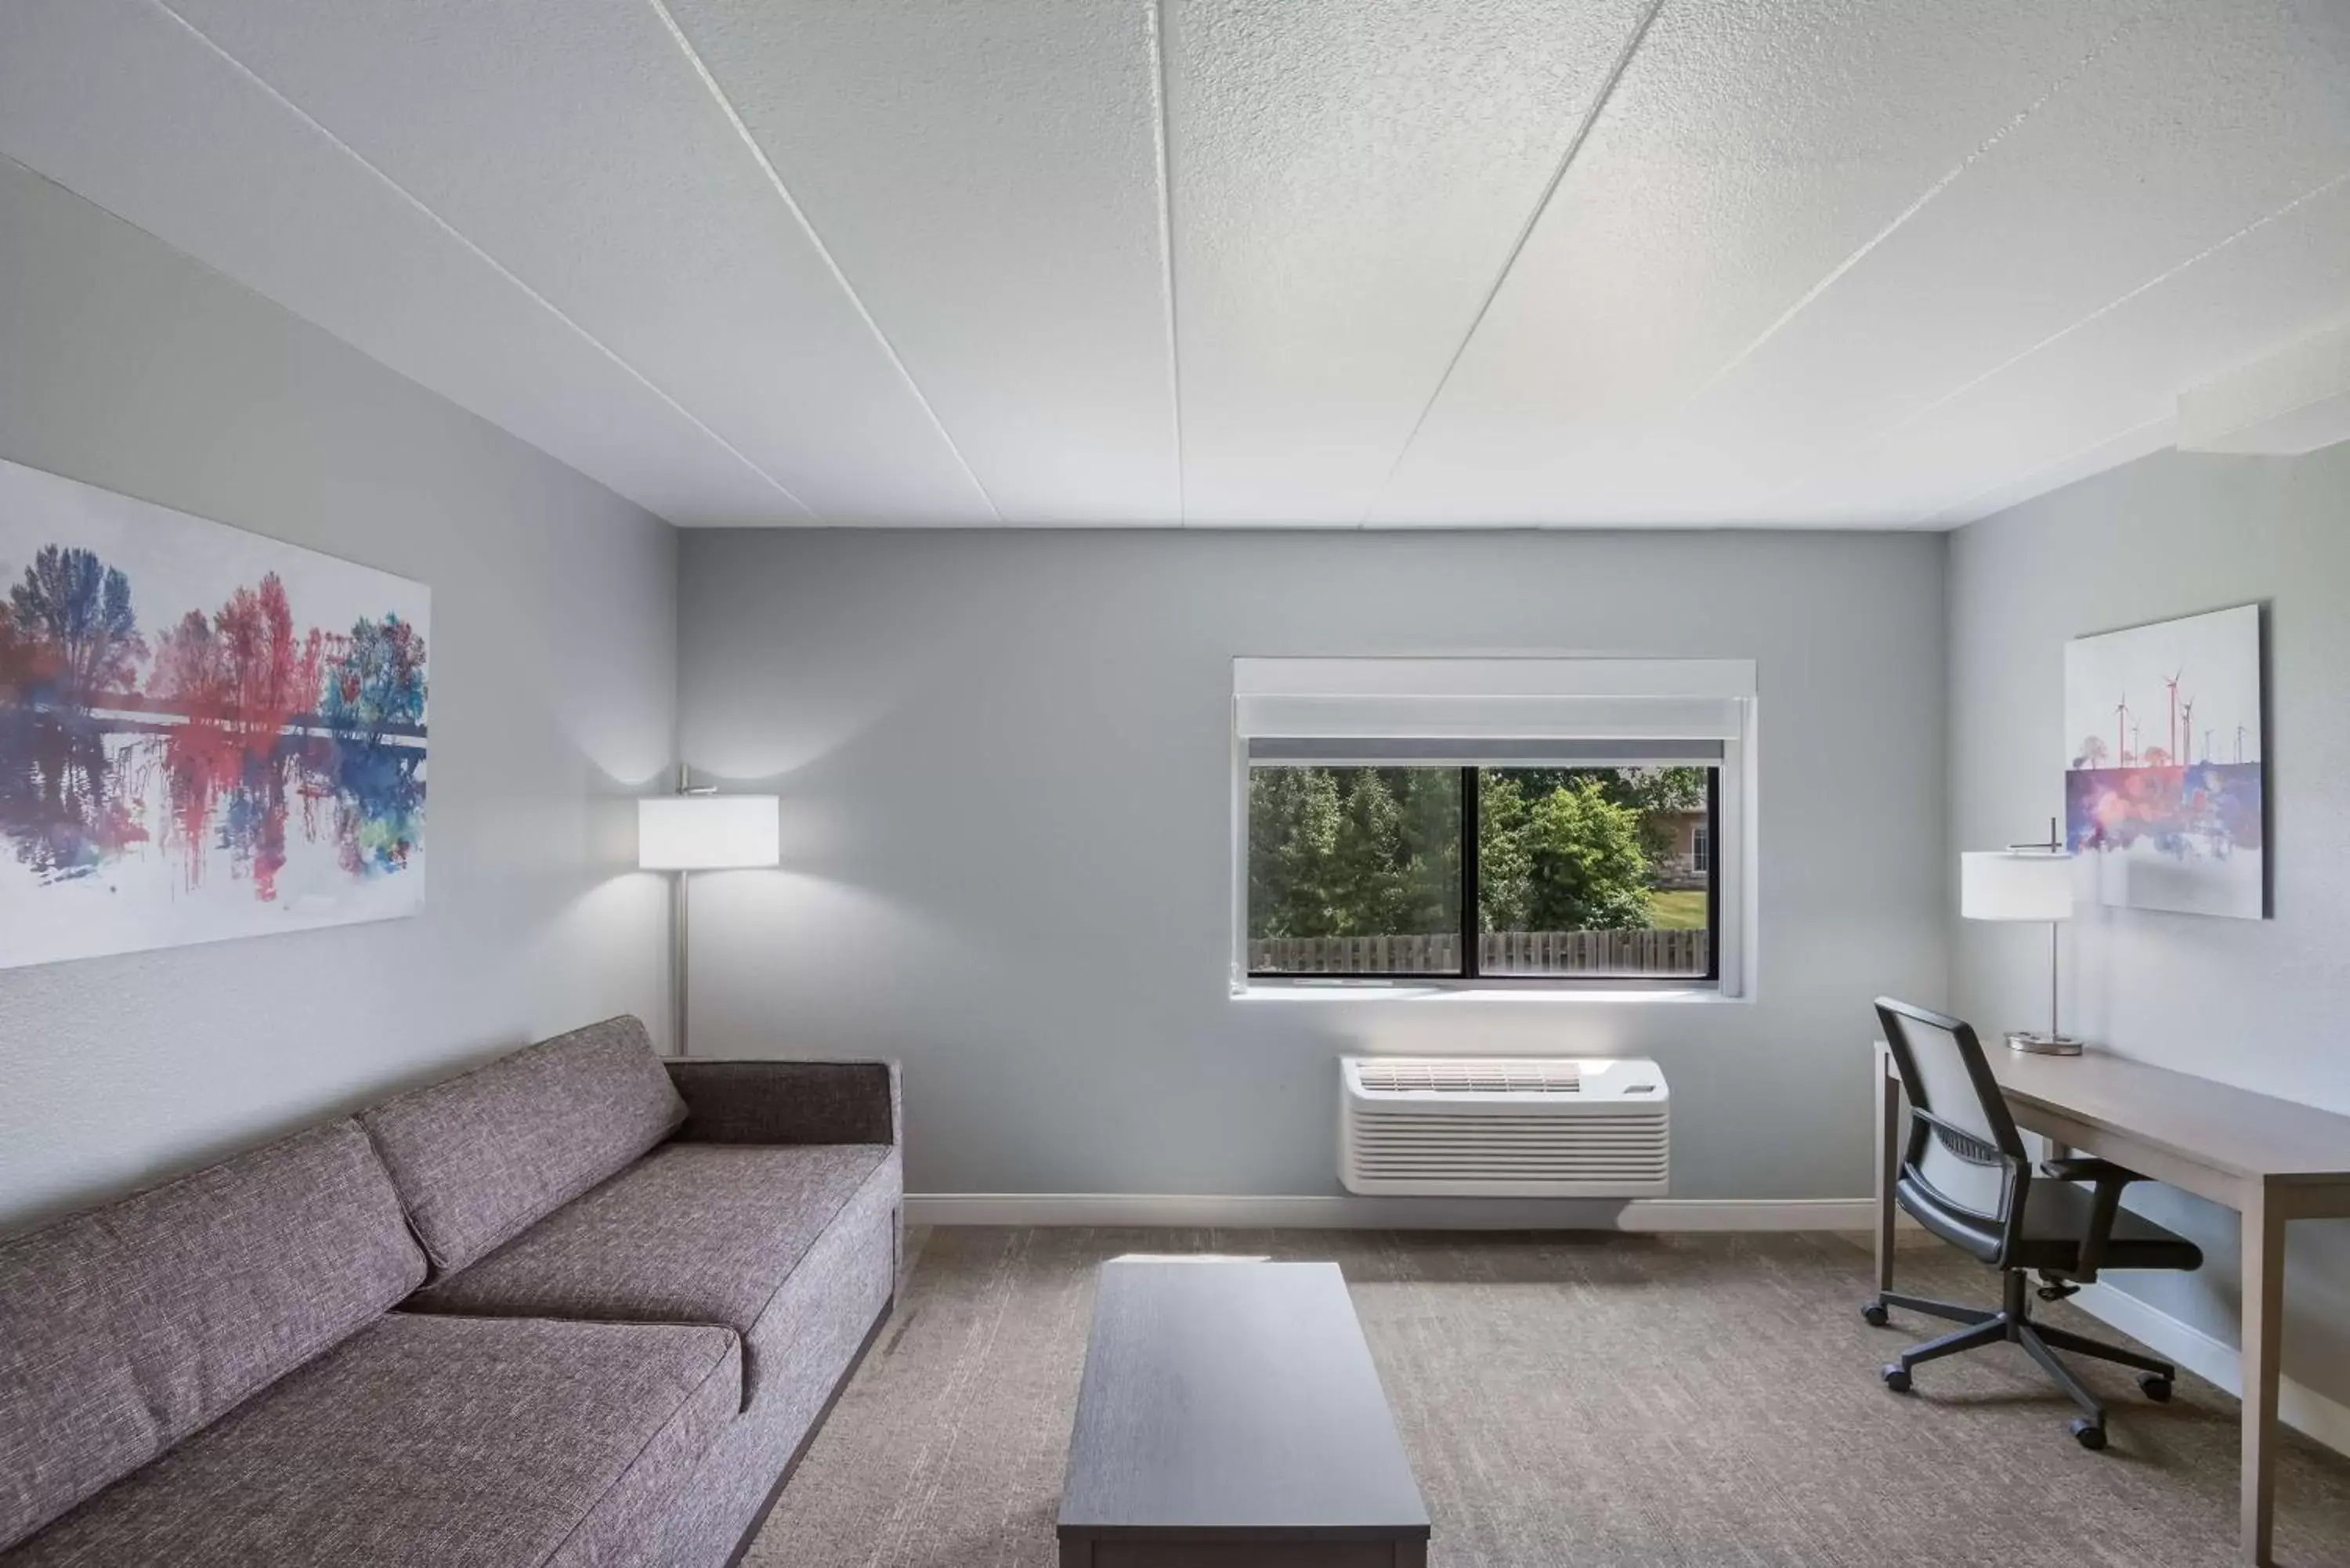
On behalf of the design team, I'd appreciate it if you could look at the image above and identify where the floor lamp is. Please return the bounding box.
[638,773,779,1057]
[1960,821,2080,1056]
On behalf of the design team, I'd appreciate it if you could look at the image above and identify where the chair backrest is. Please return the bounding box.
[1875,997,2027,1228]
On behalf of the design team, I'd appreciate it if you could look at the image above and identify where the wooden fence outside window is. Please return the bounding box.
[1247,928,1708,977]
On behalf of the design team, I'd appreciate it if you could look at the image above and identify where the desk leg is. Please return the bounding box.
[2240,1187,2286,1566]
[1874,1058,1900,1298]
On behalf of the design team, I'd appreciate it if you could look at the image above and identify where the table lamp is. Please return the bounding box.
[1960,821,2079,1056]
[638,770,779,1055]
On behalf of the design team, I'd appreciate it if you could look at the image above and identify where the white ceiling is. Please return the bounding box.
[5,0,2348,528]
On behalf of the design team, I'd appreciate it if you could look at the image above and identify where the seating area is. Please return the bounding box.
[0,1021,900,1566]
[1867,999,2203,1450]
[5,5,2350,1566]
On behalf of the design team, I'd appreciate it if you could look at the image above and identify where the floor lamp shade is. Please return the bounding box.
[638,796,780,870]
[1961,850,2074,923]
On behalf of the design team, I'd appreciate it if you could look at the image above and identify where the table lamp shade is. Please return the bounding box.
[638,796,779,870]
[1961,850,2073,923]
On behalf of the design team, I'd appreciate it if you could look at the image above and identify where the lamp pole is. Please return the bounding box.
[670,762,720,1057]
[2008,816,2070,1050]
[2049,917,2061,1043]
[674,763,691,1057]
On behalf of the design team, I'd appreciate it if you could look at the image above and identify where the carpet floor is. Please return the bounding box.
[748,1227,2350,1567]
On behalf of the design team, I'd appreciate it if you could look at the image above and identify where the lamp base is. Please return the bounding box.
[2006,1031,2084,1057]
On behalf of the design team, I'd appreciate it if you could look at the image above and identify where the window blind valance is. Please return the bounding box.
[1246,735,1724,768]
[1233,658,1755,751]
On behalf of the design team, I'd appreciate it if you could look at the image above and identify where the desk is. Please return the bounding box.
[1873,1042,2350,1566]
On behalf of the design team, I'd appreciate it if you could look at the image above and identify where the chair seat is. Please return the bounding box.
[1897,1172,2205,1275]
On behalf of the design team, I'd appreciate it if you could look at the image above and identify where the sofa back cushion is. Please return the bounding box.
[357,1015,685,1276]
[0,1120,425,1551]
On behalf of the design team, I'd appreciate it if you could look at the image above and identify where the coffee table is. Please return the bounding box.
[1058,1259,1430,1567]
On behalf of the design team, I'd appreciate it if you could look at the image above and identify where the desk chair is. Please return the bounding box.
[1867,997,2204,1449]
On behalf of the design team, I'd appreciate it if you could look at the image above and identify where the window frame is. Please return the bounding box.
[1227,656,1758,1001]
[1241,763,1722,988]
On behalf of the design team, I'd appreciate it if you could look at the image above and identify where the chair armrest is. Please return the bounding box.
[664,1059,901,1147]
[2042,1157,2149,1280]
[1900,1105,2035,1258]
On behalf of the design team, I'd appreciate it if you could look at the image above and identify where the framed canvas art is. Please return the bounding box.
[2063,604,2262,919]
[1,458,427,968]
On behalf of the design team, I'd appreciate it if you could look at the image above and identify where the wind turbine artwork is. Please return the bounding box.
[2064,605,2264,920]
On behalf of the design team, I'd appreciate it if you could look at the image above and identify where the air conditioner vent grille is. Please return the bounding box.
[1352,1059,1582,1095]
[1340,1056,1668,1198]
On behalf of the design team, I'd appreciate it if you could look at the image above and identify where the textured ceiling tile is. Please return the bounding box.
[1164,0,1656,523]
[660,0,1180,525]
[1783,176,2350,524]
[0,0,796,526]
[159,0,995,524]
[1372,0,2151,523]
[1674,0,2350,497]
[8,0,2348,528]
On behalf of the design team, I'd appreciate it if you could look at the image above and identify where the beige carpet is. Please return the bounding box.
[748,1227,2350,1567]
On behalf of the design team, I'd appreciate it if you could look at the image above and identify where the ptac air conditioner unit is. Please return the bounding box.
[1339,1056,1669,1197]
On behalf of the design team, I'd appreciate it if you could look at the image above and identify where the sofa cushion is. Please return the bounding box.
[403,1142,891,1407]
[358,1015,685,1276]
[9,1313,741,1568]
[0,1121,425,1553]
[630,1147,903,1567]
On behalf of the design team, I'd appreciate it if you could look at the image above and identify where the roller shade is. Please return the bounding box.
[1248,736,1724,768]
[1234,658,1754,753]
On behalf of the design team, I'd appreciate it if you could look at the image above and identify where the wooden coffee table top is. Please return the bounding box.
[1058,1259,1430,1541]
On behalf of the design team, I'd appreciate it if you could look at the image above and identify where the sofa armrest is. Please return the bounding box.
[663,1059,901,1147]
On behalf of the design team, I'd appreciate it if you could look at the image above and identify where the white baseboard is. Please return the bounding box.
[2073,1281,2350,1460]
[904,1192,1885,1232]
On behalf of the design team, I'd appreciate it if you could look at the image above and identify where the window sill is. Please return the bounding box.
[1233,981,1741,1004]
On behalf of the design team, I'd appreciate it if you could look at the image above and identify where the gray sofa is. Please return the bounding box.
[0,1017,902,1567]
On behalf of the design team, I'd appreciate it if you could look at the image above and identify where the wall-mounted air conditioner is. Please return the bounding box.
[1339,1056,1669,1198]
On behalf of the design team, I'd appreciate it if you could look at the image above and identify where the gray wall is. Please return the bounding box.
[0,160,679,1232]
[678,527,1947,1202]
[1949,443,2350,1407]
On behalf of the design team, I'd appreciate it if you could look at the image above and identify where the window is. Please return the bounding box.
[1232,656,1754,994]
[1246,764,1719,983]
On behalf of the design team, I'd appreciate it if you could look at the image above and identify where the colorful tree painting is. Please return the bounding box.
[145,574,331,899]
[0,546,150,880]
[8,545,146,708]
[1,457,429,969]
[321,614,426,879]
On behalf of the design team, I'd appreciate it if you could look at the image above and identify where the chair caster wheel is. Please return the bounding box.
[1882,1364,1911,1393]
[2140,1374,2174,1404]
[1862,1302,1889,1328]
[2070,1418,2108,1451]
